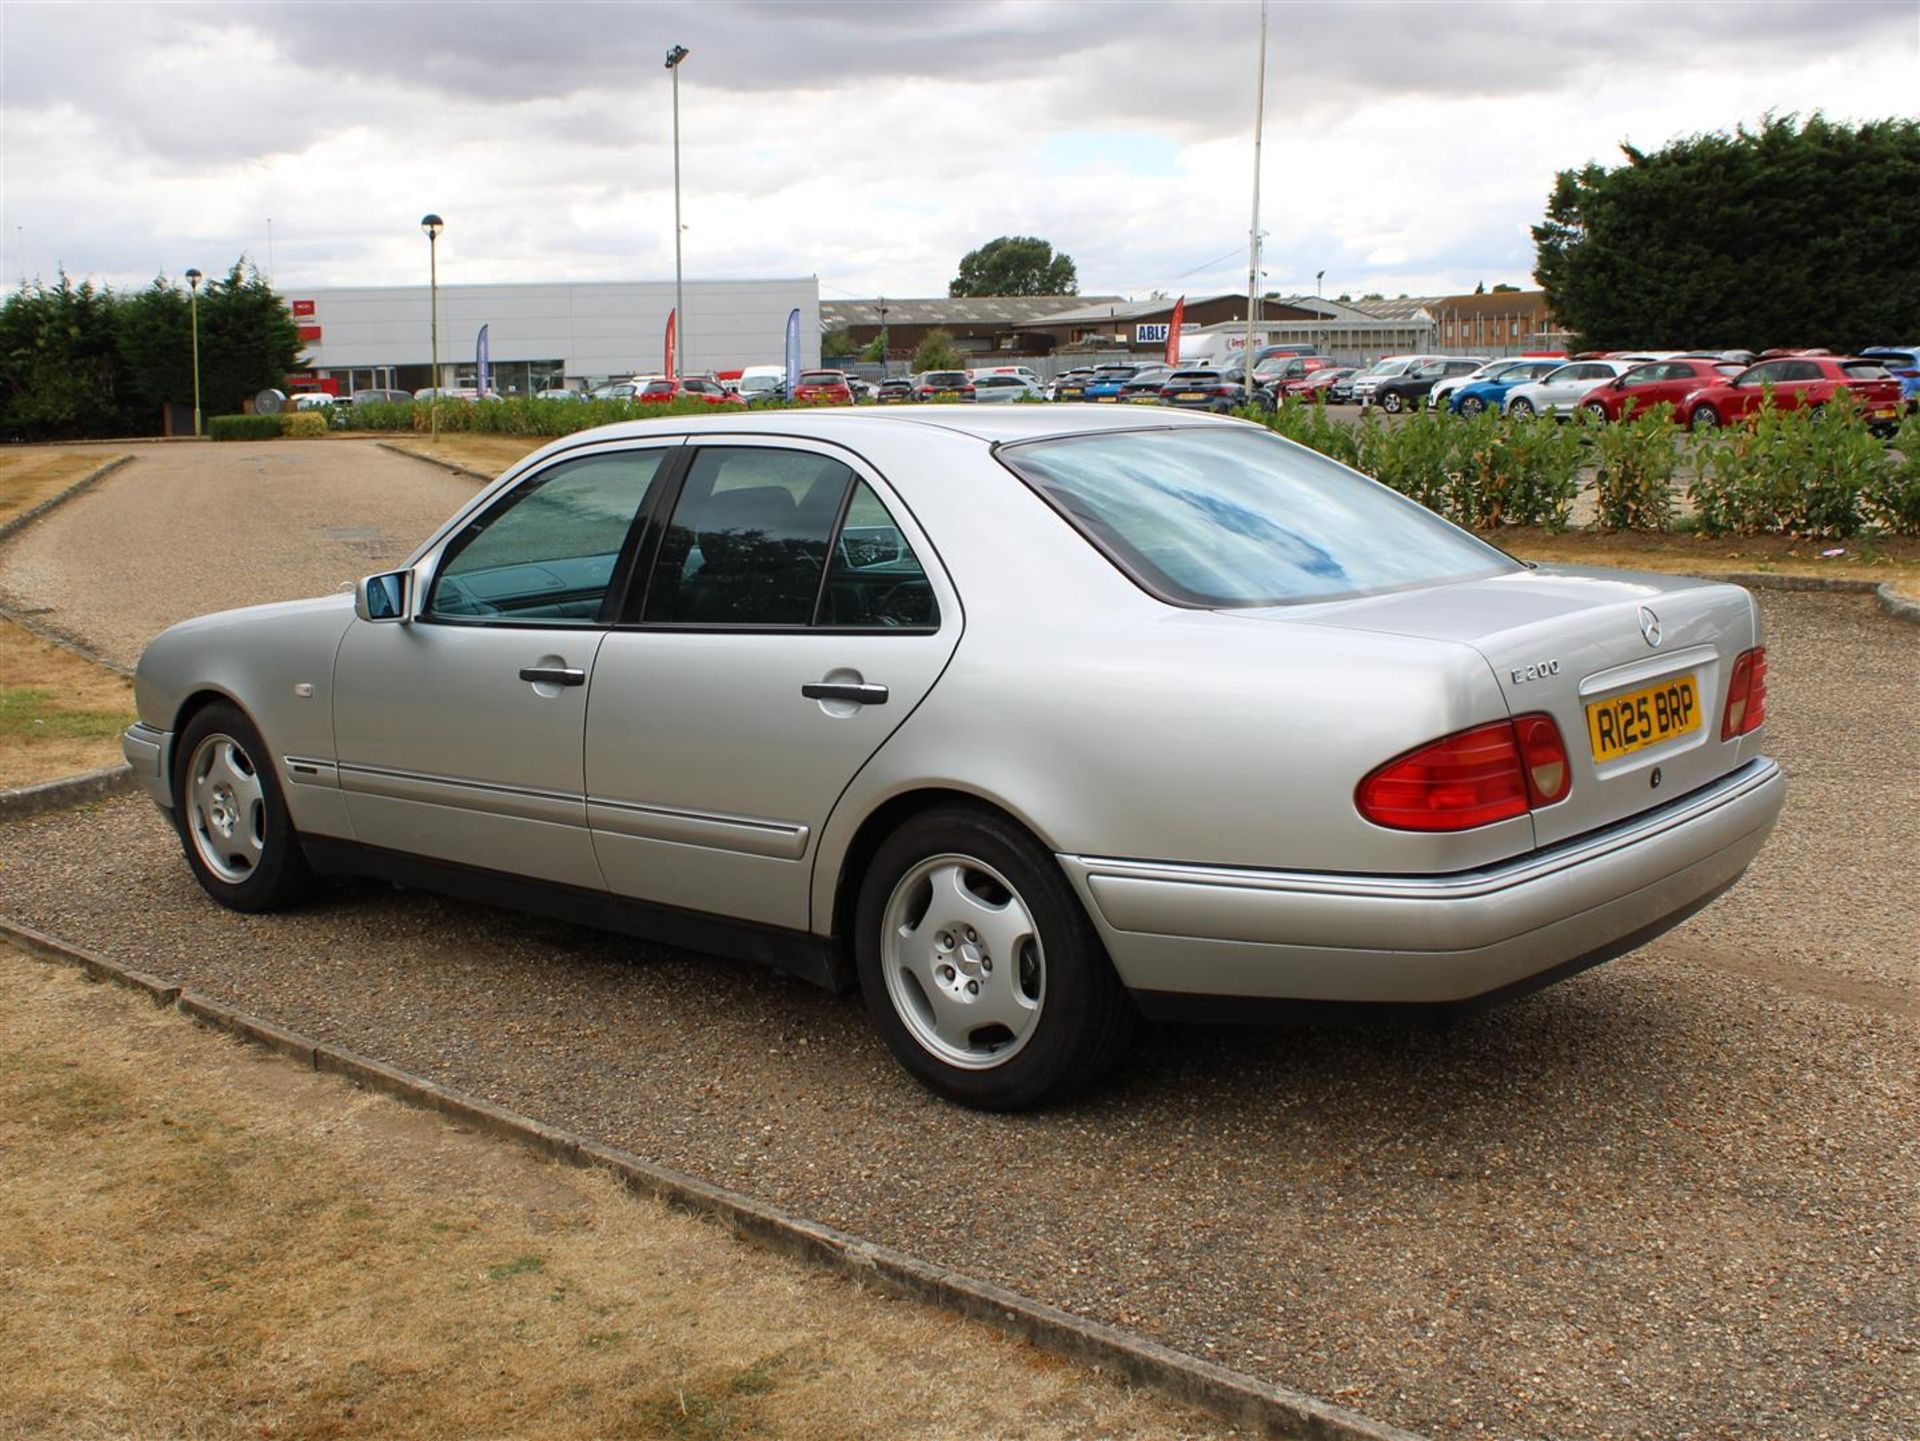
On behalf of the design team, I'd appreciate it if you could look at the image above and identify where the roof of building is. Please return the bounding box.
[1429,290,1553,316]
[1340,295,1445,321]
[819,295,1121,330]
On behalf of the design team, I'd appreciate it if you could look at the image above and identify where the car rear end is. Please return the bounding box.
[979,424,1782,1014]
[1861,349,1920,409]
[1158,368,1247,411]
[1082,367,1141,403]
[1836,359,1908,428]
[916,371,975,402]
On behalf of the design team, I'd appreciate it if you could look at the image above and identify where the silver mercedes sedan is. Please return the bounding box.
[122,407,1783,1109]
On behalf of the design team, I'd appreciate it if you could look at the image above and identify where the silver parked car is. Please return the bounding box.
[123,408,1783,1109]
[1503,359,1640,417]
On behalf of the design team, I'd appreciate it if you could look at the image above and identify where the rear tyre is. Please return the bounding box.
[855,806,1136,1111]
[1688,405,1721,432]
[1582,401,1610,421]
[1508,397,1536,418]
[172,701,316,912]
[1459,395,1486,417]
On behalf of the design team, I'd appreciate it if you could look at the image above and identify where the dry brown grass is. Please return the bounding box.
[0,948,1227,1441]
[1501,526,1920,583]
[0,449,122,527]
[0,616,133,787]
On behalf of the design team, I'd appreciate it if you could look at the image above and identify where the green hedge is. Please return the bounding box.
[209,414,285,441]
[338,394,817,439]
[1251,398,1920,537]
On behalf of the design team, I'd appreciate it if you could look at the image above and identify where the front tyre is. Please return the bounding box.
[855,806,1135,1110]
[172,701,316,912]
[1688,405,1721,432]
[1381,391,1404,414]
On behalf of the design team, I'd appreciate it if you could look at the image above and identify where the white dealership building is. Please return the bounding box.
[286,277,821,395]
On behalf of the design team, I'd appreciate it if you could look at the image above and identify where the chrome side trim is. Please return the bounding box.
[337,761,582,826]
[1067,758,1780,905]
[283,755,340,788]
[586,796,810,860]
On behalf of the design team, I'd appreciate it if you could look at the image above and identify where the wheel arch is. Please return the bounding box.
[823,785,1067,987]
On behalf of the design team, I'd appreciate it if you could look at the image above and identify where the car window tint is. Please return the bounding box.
[817,482,941,630]
[427,451,665,624]
[1003,427,1519,608]
[640,447,853,626]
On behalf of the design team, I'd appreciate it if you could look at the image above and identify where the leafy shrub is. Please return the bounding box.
[342,400,414,431]
[209,414,284,441]
[1589,405,1680,531]
[1686,394,1883,536]
[1861,408,1920,534]
[284,411,327,438]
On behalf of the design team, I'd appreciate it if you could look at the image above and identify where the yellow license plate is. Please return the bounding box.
[1094,395,1117,402]
[1585,676,1700,762]
[1177,391,1205,400]
[1127,395,1158,403]
[1874,406,1897,417]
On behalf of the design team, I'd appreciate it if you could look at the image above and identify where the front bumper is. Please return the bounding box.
[122,722,174,809]
[1060,757,1784,1012]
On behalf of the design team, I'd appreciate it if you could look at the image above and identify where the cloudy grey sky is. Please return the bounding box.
[3,0,1914,302]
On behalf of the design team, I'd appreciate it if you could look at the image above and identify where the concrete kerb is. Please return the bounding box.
[0,454,134,545]
[374,439,495,484]
[1875,581,1920,626]
[0,763,140,821]
[1,911,1427,1441]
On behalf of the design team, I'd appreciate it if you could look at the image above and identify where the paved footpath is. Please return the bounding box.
[0,439,480,667]
[1,439,1915,1440]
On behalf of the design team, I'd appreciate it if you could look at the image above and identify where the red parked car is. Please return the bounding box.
[635,376,743,407]
[1277,366,1357,402]
[1681,357,1906,433]
[1577,359,1744,422]
[792,369,855,405]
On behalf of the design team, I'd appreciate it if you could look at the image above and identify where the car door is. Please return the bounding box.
[331,441,677,887]
[1725,361,1785,420]
[584,439,961,930]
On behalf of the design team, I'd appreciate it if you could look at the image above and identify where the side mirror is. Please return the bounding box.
[356,569,414,623]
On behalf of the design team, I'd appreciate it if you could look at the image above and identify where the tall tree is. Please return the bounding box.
[0,274,132,440]
[196,261,306,415]
[949,237,1078,298]
[115,276,195,413]
[1533,114,1920,352]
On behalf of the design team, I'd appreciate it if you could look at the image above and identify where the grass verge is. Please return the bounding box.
[0,450,124,528]
[0,947,1223,1440]
[0,616,133,787]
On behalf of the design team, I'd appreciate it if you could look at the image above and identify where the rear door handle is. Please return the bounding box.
[802,681,888,706]
[519,666,586,687]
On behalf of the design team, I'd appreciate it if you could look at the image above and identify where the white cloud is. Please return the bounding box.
[3,0,1914,300]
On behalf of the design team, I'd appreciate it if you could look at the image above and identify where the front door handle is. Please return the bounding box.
[519,666,586,687]
[802,681,888,706]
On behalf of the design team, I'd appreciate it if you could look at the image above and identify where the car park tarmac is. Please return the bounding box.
[1,441,1915,1440]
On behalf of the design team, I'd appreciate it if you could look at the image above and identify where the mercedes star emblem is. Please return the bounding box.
[1638,606,1663,648]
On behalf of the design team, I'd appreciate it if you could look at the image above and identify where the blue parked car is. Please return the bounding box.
[1861,348,1920,408]
[1081,365,1151,403]
[1447,357,1566,416]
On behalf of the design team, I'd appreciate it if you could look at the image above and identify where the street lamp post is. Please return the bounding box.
[184,268,203,438]
[665,45,690,376]
[876,297,889,379]
[420,214,443,444]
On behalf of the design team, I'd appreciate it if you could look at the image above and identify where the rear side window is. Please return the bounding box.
[1001,427,1519,608]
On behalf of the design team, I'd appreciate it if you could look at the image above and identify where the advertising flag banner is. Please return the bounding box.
[664,309,678,378]
[475,324,490,395]
[784,308,801,394]
[1166,296,1185,365]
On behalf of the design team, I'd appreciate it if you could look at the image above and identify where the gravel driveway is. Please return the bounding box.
[1,442,1914,1440]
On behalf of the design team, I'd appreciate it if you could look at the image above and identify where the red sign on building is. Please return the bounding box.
[291,299,316,317]
[297,325,323,342]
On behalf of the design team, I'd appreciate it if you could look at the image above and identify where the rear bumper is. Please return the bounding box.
[1060,757,1784,1010]
[121,722,174,809]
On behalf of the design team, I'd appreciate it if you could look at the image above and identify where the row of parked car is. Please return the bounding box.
[1344,348,1915,432]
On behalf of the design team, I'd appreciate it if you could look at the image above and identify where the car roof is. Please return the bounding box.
[508,403,1230,459]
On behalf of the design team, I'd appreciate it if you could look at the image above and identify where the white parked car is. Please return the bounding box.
[971,374,1045,403]
[292,393,337,410]
[122,408,1780,1109]
[1503,360,1639,417]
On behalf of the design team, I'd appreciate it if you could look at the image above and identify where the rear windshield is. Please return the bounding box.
[798,372,843,385]
[923,372,969,386]
[1000,427,1518,608]
[1841,362,1892,379]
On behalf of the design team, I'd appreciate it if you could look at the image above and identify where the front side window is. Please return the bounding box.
[1001,427,1518,608]
[427,451,665,624]
[640,448,853,626]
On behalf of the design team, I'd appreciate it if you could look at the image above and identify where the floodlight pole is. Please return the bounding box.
[421,214,443,443]
[1245,0,1268,400]
[666,45,690,374]
[185,268,203,437]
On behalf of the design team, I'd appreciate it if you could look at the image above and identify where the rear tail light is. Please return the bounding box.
[1356,714,1570,831]
[962,385,976,396]
[1721,647,1767,739]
